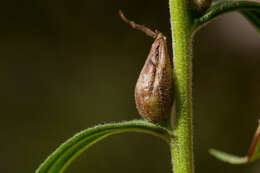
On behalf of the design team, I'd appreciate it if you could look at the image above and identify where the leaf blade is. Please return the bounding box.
[240,10,260,33]
[36,120,171,173]
[209,149,248,164]
[210,120,260,164]
[193,0,260,32]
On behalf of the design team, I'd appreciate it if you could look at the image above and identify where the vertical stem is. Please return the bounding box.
[169,0,194,173]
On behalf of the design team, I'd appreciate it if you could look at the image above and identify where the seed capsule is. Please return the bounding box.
[135,32,173,123]
[119,10,173,123]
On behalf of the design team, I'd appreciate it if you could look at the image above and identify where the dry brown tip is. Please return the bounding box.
[119,9,156,38]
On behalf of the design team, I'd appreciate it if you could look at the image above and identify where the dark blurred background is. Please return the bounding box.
[1,0,260,172]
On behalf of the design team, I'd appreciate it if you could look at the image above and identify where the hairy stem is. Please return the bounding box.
[169,0,194,173]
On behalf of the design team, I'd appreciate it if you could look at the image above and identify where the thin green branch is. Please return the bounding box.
[169,0,194,173]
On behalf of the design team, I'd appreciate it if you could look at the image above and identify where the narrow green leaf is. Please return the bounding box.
[209,149,248,164]
[240,10,260,33]
[193,0,260,32]
[210,120,260,164]
[36,120,171,173]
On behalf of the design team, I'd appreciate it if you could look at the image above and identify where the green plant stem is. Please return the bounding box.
[169,0,194,173]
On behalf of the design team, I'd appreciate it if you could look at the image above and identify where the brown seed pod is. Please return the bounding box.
[135,33,173,123]
[119,10,173,123]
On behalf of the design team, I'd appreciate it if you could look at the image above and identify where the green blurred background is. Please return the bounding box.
[1,0,260,172]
